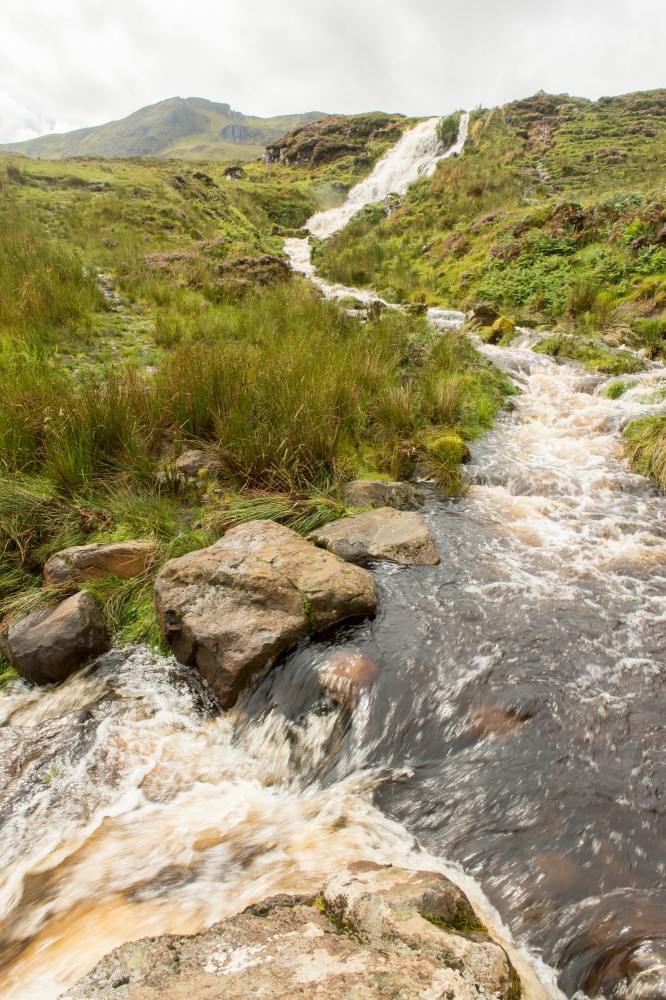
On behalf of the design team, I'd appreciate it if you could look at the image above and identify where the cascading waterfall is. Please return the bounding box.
[1,113,665,1000]
[307,113,469,238]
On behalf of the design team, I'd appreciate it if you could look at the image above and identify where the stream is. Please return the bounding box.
[0,115,665,1000]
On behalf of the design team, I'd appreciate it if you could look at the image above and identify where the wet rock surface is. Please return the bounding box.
[318,651,381,710]
[342,478,423,511]
[154,520,378,708]
[310,507,440,566]
[60,864,520,1000]
[43,541,154,586]
[0,591,110,685]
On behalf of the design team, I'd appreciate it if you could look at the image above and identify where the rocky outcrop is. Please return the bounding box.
[154,520,378,708]
[1,591,110,685]
[342,478,422,511]
[43,541,154,586]
[310,508,440,566]
[60,863,522,1000]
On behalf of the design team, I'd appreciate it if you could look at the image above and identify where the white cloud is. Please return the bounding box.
[0,0,664,143]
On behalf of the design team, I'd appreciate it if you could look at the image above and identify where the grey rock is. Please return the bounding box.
[310,507,440,566]
[60,864,523,1000]
[342,478,422,511]
[174,449,221,478]
[1,591,110,686]
[154,520,378,708]
[43,541,154,586]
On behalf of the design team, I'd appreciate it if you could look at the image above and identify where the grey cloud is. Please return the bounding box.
[0,0,664,143]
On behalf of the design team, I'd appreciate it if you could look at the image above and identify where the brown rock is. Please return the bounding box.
[318,651,380,709]
[1,591,110,686]
[154,520,378,708]
[342,479,422,511]
[61,864,525,1000]
[310,507,440,566]
[43,541,154,586]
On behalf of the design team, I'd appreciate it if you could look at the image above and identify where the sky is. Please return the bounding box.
[0,0,665,143]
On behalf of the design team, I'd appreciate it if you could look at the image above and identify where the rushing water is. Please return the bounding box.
[1,115,665,1000]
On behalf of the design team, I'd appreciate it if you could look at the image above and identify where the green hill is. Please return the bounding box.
[0,97,326,161]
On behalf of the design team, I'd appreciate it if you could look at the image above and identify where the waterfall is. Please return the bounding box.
[306,112,470,239]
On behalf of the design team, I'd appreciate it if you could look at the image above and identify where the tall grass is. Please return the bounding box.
[0,283,511,493]
[0,209,99,348]
[623,415,666,490]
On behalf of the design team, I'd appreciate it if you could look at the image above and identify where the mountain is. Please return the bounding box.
[0,97,326,161]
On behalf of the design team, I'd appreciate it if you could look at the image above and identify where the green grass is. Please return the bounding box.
[623,415,666,489]
[531,335,647,375]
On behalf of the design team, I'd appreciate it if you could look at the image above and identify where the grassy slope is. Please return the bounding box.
[313,91,666,491]
[0,98,326,162]
[316,91,666,348]
[0,116,511,656]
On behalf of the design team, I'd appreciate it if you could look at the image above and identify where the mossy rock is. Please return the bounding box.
[421,430,471,465]
[486,316,516,345]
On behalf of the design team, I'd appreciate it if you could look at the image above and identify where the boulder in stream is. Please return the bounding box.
[43,541,155,586]
[60,863,522,1000]
[0,591,111,685]
[154,520,378,708]
[310,507,440,566]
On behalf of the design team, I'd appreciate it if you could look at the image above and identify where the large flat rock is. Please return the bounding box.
[310,507,440,566]
[154,520,378,708]
[342,478,422,510]
[43,541,154,586]
[60,864,521,1000]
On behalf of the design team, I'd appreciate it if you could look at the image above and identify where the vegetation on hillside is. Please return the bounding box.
[315,90,666,358]
[0,149,512,651]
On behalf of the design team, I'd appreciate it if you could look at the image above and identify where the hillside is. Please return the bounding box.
[0,97,326,161]
[315,89,666,359]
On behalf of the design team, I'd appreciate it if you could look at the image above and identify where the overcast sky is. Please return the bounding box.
[1,0,664,143]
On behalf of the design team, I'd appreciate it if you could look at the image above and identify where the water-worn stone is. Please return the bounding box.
[60,864,525,1000]
[174,449,221,478]
[310,507,440,566]
[342,478,422,511]
[43,541,154,586]
[154,520,378,708]
[318,651,380,709]
[1,591,110,686]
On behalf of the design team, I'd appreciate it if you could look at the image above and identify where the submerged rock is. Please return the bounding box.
[154,520,377,708]
[43,541,154,586]
[310,507,440,566]
[1,591,110,685]
[318,651,380,709]
[342,478,422,511]
[60,863,521,1000]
